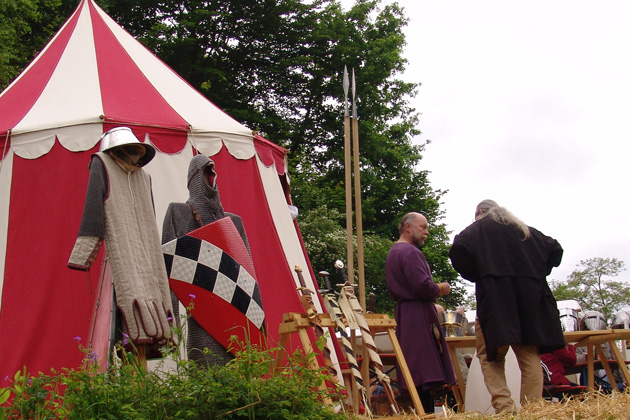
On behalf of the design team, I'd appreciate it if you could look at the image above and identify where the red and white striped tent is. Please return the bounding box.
[0,0,334,379]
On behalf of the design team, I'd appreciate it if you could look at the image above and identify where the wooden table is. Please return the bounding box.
[563,329,630,390]
[444,335,476,410]
[444,329,630,411]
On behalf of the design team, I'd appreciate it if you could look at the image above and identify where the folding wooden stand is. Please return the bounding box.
[275,312,427,417]
[564,329,630,390]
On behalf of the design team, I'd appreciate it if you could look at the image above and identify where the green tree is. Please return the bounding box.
[0,0,75,90]
[298,205,395,314]
[550,257,629,322]
[299,205,463,314]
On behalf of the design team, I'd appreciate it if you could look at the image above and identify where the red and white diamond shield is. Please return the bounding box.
[163,217,266,352]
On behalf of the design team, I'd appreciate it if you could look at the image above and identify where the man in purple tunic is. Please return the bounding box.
[385,212,456,413]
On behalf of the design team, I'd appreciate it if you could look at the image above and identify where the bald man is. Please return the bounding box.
[385,212,455,413]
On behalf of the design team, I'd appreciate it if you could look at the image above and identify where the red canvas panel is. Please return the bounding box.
[88,1,188,131]
[254,135,286,175]
[169,281,266,352]
[0,141,104,380]
[102,123,188,155]
[211,148,304,346]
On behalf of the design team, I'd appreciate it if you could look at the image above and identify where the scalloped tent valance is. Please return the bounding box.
[0,0,286,175]
[1,124,286,176]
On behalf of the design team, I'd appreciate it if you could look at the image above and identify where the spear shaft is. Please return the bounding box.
[342,66,355,288]
[351,68,366,310]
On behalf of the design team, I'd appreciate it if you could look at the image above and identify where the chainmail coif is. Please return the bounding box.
[186,154,226,224]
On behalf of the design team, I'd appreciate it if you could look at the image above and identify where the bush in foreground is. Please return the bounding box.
[0,336,354,420]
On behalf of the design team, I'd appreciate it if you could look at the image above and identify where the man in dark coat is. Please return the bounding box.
[385,212,456,414]
[449,199,565,414]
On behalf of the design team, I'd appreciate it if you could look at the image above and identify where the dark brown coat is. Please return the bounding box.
[449,218,565,361]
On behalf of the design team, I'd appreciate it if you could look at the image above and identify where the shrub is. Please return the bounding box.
[0,328,354,419]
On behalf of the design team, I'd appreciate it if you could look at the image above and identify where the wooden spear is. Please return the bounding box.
[343,66,355,285]
[351,68,366,310]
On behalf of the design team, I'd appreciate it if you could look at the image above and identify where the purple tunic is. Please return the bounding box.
[385,242,455,391]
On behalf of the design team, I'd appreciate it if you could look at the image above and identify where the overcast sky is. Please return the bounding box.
[374,0,630,283]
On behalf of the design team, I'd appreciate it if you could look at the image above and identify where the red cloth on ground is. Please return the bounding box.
[541,345,577,385]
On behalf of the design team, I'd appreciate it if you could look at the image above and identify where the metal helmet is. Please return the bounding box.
[611,309,630,329]
[581,310,607,331]
[558,308,579,332]
[99,126,156,166]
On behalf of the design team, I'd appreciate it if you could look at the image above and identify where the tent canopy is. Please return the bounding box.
[0,0,333,380]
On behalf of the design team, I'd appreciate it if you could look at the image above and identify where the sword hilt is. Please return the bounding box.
[334,259,349,283]
[318,270,333,292]
[294,264,310,292]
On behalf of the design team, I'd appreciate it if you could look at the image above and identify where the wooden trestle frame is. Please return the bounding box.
[275,312,426,417]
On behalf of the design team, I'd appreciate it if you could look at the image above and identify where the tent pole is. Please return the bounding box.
[343,67,354,282]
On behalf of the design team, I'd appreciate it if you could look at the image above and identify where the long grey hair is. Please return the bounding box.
[474,199,530,240]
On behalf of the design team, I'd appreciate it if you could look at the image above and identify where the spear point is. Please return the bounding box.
[352,68,358,119]
[343,66,349,117]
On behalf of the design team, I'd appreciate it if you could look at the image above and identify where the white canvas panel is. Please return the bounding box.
[255,154,343,384]
[256,155,320,310]
[189,133,255,161]
[12,122,99,159]
[0,151,13,314]
[12,2,103,144]
[144,142,194,237]
[465,349,522,414]
[56,124,102,152]
[9,132,56,159]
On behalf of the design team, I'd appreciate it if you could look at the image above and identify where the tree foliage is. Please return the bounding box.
[299,205,461,314]
[298,205,396,314]
[550,257,629,322]
[0,0,75,90]
[1,0,465,307]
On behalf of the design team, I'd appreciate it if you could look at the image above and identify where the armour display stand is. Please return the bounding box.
[275,312,426,417]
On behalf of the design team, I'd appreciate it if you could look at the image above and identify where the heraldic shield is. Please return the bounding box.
[162,217,266,352]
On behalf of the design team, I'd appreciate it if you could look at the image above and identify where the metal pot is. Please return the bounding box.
[439,310,468,337]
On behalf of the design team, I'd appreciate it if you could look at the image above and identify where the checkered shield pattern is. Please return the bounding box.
[163,235,265,330]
